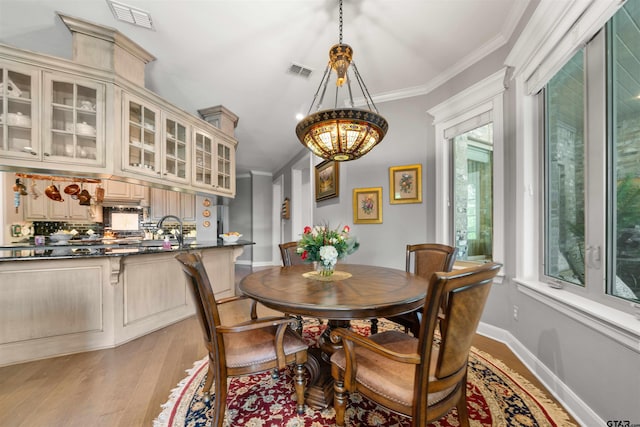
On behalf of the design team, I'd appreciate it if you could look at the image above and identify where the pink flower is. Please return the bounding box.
[301,251,308,260]
[303,226,312,234]
[343,225,350,233]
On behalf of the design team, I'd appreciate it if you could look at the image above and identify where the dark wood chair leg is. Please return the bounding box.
[333,378,347,426]
[370,318,378,334]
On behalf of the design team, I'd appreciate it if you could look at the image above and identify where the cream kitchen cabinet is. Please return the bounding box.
[122,95,190,185]
[1,17,237,199]
[24,180,94,222]
[43,72,105,166]
[192,128,235,196]
[123,93,160,178]
[0,62,39,160]
[149,187,195,222]
[102,179,148,204]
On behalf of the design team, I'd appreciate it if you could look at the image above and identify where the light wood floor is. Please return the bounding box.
[0,266,578,427]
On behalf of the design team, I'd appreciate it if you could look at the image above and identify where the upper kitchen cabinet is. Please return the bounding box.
[123,94,160,177]
[192,129,236,196]
[0,63,39,160]
[162,115,189,184]
[0,14,238,199]
[102,179,148,205]
[122,96,190,185]
[43,72,105,166]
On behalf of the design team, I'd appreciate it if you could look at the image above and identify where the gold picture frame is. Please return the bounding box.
[389,163,422,204]
[315,160,339,202]
[353,187,383,224]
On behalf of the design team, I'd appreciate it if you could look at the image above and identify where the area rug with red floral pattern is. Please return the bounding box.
[154,319,576,427]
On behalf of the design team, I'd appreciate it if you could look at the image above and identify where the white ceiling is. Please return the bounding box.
[0,0,531,174]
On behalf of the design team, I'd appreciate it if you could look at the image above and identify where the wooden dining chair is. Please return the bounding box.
[278,241,307,330]
[380,243,457,336]
[175,253,308,427]
[279,241,305,266]
[330,262,502,427]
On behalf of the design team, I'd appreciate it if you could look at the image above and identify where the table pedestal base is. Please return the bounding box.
[304,348,334,409]
[304,319,350,409]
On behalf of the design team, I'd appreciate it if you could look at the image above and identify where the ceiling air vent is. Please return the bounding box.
[288,63,313,78]
[107,0,154,30]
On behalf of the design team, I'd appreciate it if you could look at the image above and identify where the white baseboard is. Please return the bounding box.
[477,322,601,427]
[252,261,277,267]
[235,260,252,266]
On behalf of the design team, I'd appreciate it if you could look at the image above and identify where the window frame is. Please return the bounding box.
[429,68,506,272]
[509,0,640,347]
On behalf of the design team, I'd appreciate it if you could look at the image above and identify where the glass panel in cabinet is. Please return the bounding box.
[129,145,142,166]
[143,150,156,172]
[129,101,142,125]
[77,86,96,112]
[77,136,97,160]
[52,133,73,156]
[52,81,74,106]
[143,109,155,132]
[166,137,176,157]
[143,128,155,148]
[129,123,142,145]
[166,158,176,174]
[52,106,73,132]
[6,70,32,99]
[8,127,31,152]
[177,123,186,141]
[177,160,186,179]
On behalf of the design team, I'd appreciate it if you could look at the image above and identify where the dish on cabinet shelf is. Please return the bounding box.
[76,122,96,136]
[6,112,31,127]
[78,101,95,111]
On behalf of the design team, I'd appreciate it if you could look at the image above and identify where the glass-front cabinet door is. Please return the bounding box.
[163,115,189,183]
[0,64,38,159]
[193,128,214,188]
[44,73,104,165]
[192,127,235,195]
[124,94,159,176]
[216,139,234,193]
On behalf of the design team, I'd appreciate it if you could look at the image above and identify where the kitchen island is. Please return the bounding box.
[0,240,252,367]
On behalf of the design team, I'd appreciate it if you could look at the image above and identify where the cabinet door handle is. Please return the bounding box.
[43,152,50,157]
[29,150,38,156]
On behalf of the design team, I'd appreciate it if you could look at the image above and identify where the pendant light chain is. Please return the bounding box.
[339,0,343,44]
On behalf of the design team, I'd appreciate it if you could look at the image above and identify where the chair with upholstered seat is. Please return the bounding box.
[279,241,305,266]
[175,253,308,427]
[381,243,457,336]
[330,262,501,427]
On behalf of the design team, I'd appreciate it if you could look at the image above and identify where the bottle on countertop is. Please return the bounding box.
[162,236,171,249]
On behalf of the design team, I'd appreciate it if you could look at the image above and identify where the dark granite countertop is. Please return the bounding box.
[0,240,254,261]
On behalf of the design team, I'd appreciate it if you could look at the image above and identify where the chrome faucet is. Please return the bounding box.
[157,215,183,247]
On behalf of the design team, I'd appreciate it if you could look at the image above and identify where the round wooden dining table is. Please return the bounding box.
[239,263,429,408]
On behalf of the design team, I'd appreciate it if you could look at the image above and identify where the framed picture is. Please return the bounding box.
[315,160,339,201]
[353,187,383,224]
[389,164,422,204]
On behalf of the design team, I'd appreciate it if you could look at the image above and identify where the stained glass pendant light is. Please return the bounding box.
[295,0,388,161]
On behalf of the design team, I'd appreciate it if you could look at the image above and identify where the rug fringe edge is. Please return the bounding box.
[471,346,578,427]
[152,356,208,427]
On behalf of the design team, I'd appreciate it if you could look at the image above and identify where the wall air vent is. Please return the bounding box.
[107,0,154,30]
[288,63,313,78]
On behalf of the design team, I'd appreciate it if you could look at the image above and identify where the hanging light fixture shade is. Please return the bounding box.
[295,0,388,161]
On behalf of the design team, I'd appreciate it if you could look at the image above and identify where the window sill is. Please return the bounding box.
[514,278,640,353]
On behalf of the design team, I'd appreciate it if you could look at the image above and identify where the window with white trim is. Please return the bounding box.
[429,69,505,265]
[543,1,640,304]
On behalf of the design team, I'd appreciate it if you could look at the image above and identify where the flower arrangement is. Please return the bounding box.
[297,224,359,276]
